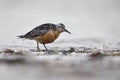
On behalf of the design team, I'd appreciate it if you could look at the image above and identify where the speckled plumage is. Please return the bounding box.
[20,23,58,39]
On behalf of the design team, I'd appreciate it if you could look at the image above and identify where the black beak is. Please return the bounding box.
[64,29,71,34]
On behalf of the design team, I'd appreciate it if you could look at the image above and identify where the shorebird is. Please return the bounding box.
[18,23,71,52]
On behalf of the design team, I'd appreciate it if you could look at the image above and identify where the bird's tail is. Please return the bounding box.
[17,35,25,38]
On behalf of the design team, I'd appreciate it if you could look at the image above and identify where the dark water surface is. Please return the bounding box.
[0,53,120,80]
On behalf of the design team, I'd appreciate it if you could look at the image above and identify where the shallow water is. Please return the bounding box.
[0,45,120,80]
[0,55,120,80]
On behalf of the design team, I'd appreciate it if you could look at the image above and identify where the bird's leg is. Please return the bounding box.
[43,44,48,51]
[37,41,40,52]
[43,44,50,54]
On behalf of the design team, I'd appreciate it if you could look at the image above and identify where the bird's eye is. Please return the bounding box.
[60,27,64,29]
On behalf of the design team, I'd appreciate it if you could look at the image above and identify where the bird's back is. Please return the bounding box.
[18,23,57,39]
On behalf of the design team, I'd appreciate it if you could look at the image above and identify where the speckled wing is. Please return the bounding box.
[21,23,57,39]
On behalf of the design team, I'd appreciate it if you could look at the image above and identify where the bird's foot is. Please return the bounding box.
[46,50,54,54]
[36,47,40,52]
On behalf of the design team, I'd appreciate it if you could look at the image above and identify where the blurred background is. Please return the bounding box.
[0,1,120,80]
[0,0,120,47]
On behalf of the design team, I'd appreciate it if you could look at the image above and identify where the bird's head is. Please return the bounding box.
[57,23,71,34]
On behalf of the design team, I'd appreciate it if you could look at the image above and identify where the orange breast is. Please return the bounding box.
[35,30,60,44]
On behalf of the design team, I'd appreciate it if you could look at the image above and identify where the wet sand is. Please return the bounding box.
[0,44,120,80]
